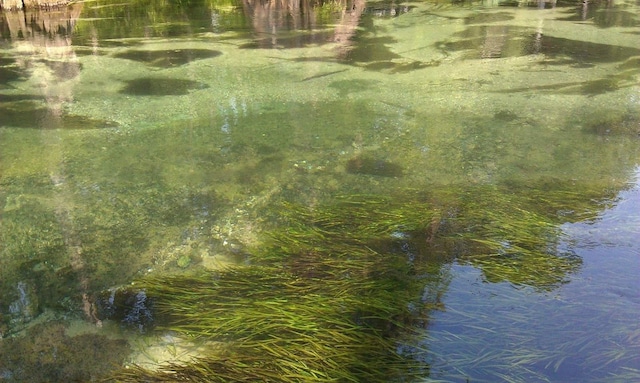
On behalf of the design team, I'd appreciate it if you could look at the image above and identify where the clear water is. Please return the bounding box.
[1,0,639,381]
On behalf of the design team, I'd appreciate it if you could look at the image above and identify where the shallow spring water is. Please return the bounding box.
[1,0,639,381]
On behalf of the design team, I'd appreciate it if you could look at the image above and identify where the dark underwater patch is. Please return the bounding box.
[239,31,335,49]
[493,70,638,96]
[438,26,640,64]
[531,35,640,63]
[0,56,15,66]
[491,78,605,95]
[344,36,401,63]
[0,66,22,87]
[113,49,221,68]
[72,47,103,57]
[346,155,404,177]
[94,287,155,331]
[42,59,82,81]
[586,114,640,136]
[120,77,209,96]
[0,104,118,129]
[465,12,515,24]
[0,94,43,103]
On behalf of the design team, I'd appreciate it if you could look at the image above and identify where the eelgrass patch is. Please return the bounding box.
[105,182,615,381]
[106,266,429,382]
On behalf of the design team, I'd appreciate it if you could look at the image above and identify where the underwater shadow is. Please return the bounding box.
[120,77,209,96]
[0,104,119,129]
[113,49,222,68]
[438,26,640,64]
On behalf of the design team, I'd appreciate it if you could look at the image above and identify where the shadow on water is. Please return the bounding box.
[439,26,640,64]
[338,11,438,72]
[464,11,515,24]
[113,49,222,68]
[0,104,118,129]
[238,31,337,49]
[0,66,22,88]
[494,62,640,96]
[119,77,210,96]
[557,0,640,28]
[0,94,42,103]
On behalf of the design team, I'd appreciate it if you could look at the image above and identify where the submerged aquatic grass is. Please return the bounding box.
[107,267,428,382]
[103,181,617,382]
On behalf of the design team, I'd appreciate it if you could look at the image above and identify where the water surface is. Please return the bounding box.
[1,0,639,381]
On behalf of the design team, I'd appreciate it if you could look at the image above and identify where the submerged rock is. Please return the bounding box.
[7,281,39,327]
[94,287,154,332]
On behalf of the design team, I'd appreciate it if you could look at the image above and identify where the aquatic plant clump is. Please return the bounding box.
[259,187,590,291]
[107,267,428,382]
[451,186,596,290]
[106,183,610,381]
[105,196,446,381]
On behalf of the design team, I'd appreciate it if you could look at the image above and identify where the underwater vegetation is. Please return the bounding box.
[103,181,610,381]
[104,197,435,381]
[0,166,228,336]
[263,184,602,292]
[0,320,130,382]
[108,267,428,382]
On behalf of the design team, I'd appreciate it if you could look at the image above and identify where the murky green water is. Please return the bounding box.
[1,0,639,381]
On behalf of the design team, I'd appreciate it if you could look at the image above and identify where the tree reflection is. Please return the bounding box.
[1,0,639,381]
[1,5,83,120]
